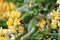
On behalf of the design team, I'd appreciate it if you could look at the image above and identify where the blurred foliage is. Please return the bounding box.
[0,18,8,28]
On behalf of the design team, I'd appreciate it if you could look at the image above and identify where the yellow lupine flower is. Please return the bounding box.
[38,20,46,28]
[8,26,16,33]
[7,17,13,26]
[18,26,24,33]
[51,20,57,29]
[14,20,20,26]
[10,10,21,17]
[51,10,59,17]
[9,2,16,10]
[10,10,21,18]
[15,11,21,17]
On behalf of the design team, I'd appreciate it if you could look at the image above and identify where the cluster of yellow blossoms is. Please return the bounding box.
[0,0,24,40]
[38,6,60,40]
[0,10,25,40]
[0,37,9,40]
[7,10,24,33]
[38,7,60,32]
[0,27,9,40]
[0,0,17,40]
[0,0,16,19]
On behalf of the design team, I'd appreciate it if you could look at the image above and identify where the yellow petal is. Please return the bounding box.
[7,18,13,26]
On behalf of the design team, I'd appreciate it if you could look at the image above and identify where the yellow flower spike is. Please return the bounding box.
[7,17,13,26]
[51,20,57,29]
[18,26,24,33]
[10,10,21,18]
[9,2,16,10]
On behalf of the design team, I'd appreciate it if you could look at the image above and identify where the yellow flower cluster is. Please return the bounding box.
[0,0,16,19]
[38,8,60,30]
[7,10,21,27]
[51,10,59,20]
[0,29,8,35]
[0,10,24,40]
[0,29,16,40]
[0,27,9,40]
[7,10,24,33]
[50,10,58,29]
[0,0,25,40]
[0,37,9,40]
[51,20,57,29]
